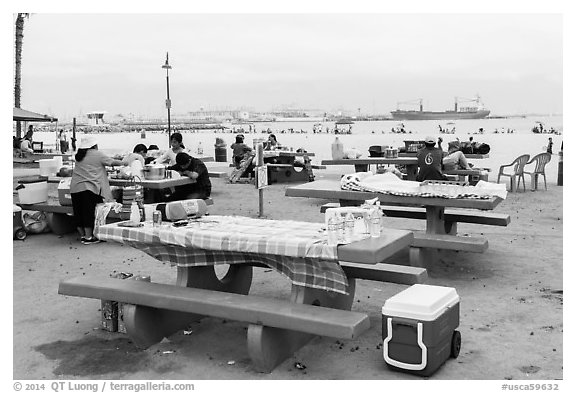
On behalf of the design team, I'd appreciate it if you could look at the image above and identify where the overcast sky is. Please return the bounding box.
[16,12,563,119]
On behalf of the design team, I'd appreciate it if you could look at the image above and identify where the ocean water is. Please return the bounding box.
[31,115,563,180]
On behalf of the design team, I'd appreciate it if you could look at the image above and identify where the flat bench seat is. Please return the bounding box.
[340,262,427,285]
[320,203,510,227]
[58,276,370,340]
[412,232,488,252]
[208,171,228,178]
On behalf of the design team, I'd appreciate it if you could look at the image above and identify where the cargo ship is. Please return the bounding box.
[390,96,490,120]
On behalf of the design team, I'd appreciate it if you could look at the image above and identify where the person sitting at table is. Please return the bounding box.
[416,136,447,182]
[19,135,34,155]
[70,135,124,245]
[166,152,212,200]
[122,143,148,166]
[145,144,161,164]
[264,134,279,150]
[442,140,473,171]
[153,132,186,166]
[230,135,253,169]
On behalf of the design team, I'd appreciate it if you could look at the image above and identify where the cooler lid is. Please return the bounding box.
[382,284,459,321]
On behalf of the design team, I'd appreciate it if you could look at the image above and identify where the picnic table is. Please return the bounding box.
[322,156,490,183]
[322,157,420,180]
[58,215,423,373]
[285,179,507,267]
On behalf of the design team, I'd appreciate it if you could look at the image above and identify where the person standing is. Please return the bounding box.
[416,136,446,181]
[58,129,68,153]
[230,135,253,169]
[70,135,123,244]
[547,137,553,154]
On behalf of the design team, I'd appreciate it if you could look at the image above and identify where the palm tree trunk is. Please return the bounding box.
[14,13,26,139]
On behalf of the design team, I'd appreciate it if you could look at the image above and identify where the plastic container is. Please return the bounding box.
[382,284,461,376]
[368,145,385,157]
[214,138,227,162]
[39,158,58,177]
[331,137,344,160]
[16,178,48,204]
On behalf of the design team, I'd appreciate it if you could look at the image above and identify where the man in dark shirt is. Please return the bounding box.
[416,136,447,182]
[167,152,212,200]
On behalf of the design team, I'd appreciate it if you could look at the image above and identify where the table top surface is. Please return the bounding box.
[108,176,194,188]
[322,157,418,165]
[285,179,503,210]
[97,215,412,263]
[264,151,315,157]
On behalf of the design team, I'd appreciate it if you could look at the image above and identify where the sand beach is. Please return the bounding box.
[11,142,563,382]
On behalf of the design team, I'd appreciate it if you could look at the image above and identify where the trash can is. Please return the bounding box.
[215,138,227,162]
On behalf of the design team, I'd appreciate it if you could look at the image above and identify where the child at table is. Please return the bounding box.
[230,135,253,169]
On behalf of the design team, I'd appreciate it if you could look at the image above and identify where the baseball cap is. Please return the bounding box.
[424,136,435,144]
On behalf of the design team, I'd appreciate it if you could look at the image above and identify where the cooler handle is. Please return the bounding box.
[383,317,427,371]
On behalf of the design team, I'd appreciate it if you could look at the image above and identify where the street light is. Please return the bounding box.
[162,52,172,145]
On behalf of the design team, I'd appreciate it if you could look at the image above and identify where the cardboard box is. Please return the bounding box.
[101,272,133,332]
[118,275,151,334]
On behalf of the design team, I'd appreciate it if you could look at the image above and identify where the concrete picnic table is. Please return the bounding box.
[71,215,416,372]
[322,155,490,182]
[285,179,505,266]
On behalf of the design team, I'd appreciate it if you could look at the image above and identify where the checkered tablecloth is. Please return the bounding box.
[96,215,350,294]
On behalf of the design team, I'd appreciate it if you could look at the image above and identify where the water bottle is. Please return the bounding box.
[331,137,344,160]
[370,208,381,237]
[344,212,355,242]
[335,214,345,242]
[197,142,204,156]
[327,216,338,246]
[129,201,141,224]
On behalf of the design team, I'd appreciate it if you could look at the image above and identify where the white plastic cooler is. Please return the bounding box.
[382,284,461,376]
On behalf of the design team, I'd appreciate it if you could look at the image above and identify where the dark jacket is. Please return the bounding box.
[416,146,446,182]
[167,157,211,198]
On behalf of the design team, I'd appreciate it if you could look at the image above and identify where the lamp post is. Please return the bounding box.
[162,52,172,145]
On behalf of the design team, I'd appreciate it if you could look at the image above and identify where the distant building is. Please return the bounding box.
[85,111,107,126]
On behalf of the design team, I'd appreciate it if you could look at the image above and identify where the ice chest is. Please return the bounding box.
[16,177,48,204]
[57,178,72,206]
[382,284,461,376]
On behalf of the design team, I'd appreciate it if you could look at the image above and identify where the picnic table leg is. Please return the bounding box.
[410,206,445,267]
[247,279,356,373]
[123,265,253,348]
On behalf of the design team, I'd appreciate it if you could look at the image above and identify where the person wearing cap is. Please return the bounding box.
[166,152,212,200]
[416,136,447,182]
[70,135,124,244]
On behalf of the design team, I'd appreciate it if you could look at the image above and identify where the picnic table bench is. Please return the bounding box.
[285,180,508,267]
[58,216,425,373]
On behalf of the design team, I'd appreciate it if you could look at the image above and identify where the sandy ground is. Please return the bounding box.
[11,164,563,381]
